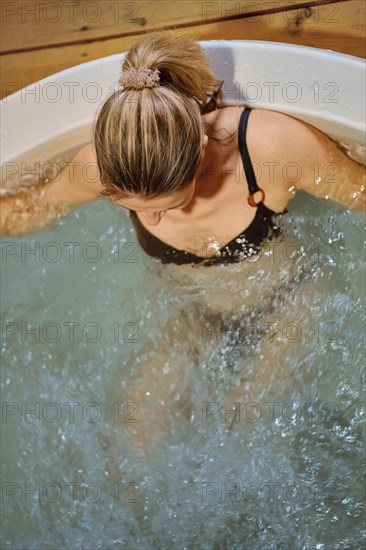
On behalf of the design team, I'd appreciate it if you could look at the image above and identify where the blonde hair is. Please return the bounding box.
[93,30,224,201]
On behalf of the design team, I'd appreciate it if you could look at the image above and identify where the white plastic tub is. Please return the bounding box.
[1,40,365,164]
[2,41,365,549]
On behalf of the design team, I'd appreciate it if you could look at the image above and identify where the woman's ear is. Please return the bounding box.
[201,134,209,158]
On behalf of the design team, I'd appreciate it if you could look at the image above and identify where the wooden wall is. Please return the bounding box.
[0,0,364,99]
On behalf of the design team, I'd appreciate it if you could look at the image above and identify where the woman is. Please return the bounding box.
[1,30,364,253]
[1,31,364,456]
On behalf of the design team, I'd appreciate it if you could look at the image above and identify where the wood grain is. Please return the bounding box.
[1,1,351,52]
[1,0,364,99]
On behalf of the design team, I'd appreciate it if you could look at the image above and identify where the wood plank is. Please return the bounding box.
[1,0,351,51]
[1,0,364,99]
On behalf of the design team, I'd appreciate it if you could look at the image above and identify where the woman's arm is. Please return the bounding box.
[0,143,103,236]
[264,110,365,212]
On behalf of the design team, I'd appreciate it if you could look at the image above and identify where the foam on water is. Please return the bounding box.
[1,138,365,549]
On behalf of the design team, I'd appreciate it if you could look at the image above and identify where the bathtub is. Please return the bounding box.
[1,41,365,549]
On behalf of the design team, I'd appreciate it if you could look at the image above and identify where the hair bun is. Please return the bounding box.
[119,66,161,89]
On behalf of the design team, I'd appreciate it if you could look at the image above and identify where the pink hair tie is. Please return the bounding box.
[119,66,161,89]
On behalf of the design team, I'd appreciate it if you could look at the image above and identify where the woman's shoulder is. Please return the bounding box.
[203,105,306,206]
[205,104,301,134]
[202,104,301,150]
[208,105,327,173]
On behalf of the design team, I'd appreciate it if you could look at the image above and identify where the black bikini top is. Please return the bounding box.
[129,107,286,267]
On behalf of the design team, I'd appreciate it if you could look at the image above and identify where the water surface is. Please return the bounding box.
[1,139,365,549]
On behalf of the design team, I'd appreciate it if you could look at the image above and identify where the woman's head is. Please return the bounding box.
[93,30,223,222]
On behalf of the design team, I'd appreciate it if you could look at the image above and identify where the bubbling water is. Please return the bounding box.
[1,136,365,549]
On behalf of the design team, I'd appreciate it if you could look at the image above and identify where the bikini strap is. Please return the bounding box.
[238,107,265,206]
